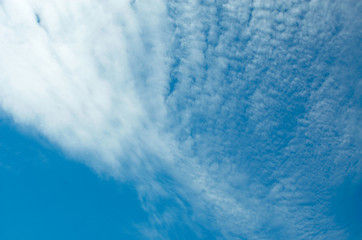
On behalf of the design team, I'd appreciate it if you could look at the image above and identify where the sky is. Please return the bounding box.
[0,0,361,239]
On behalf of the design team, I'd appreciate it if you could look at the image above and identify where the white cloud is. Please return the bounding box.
[0,0,171,174]
[0,0,361,239]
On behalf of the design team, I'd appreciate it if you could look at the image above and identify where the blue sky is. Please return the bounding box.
[0,0,361,239]
[0,119,218,240]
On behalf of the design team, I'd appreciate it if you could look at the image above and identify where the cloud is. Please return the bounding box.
[0,0,361,239]
[0,0,171,174]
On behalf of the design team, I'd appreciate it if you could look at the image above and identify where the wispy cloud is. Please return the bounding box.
[0,0,361,239]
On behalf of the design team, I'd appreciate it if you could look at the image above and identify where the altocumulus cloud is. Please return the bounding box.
[0,0,361,239]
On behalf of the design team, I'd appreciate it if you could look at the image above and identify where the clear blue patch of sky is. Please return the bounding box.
[0,119,147,240]
[0,119,215,240]
[330,177,362,240]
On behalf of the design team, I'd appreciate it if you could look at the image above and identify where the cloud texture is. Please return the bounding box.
[0,0,361,239]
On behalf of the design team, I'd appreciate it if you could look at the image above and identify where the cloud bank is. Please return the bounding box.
[1,0,361,239]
